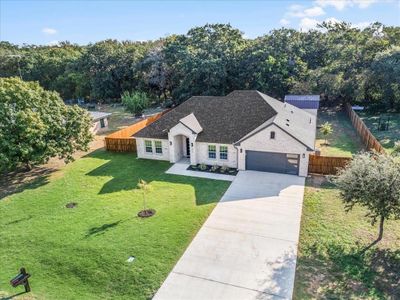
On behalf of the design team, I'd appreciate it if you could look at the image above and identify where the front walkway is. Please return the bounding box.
[153,171,305,300]
[165,159,235,181]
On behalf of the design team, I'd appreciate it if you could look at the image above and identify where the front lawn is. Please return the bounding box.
[0,151,230,299]
[316,107,364,157]
[358,112,400,153]
[294,177,400,299]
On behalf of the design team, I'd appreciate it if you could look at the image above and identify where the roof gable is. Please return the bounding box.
[179,113,203,134]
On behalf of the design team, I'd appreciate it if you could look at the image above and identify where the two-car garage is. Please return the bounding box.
[245,151,300,175]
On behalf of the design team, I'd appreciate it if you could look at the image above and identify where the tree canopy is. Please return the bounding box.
[1,22,399,110]
[0,77,93,171]
[333,152,400,249]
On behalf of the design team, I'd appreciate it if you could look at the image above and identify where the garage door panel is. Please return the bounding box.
[246,151,299,175]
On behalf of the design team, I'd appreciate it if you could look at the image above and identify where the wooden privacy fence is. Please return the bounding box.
[308,154,352,175]
[345,103,385,153]
[105,110,169,152]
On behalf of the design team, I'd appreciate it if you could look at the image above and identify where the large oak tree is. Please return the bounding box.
[0,77,93,171]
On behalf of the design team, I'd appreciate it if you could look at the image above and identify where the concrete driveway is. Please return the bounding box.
[153,171,305,300]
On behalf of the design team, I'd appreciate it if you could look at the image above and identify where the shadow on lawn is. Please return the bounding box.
[85,220,123,238]
[85,149,225,206]
[296,243,400,299]
[0,167,52,200]
[0,292,28,300]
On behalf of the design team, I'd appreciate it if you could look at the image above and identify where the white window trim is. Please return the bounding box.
[154,140,163,155]
[219,145,228,160]
[145,140,153,153]
[208,144,216,159]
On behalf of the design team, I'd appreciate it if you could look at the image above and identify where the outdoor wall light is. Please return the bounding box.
[191,143,193,147]
[240,148,243,153]
[169,141,172,145]
[302,153,305,158]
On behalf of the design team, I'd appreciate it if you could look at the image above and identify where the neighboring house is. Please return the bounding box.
[89,111,111,134]
[284,94,320,116]
[134,90,318,176]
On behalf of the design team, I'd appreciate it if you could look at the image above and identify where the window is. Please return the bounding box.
[270,131,276,139]
[100,118,105,128]
[219,146,228,160]
[208,145,216,159]
[145,140,153,153]
[155,141,162,154]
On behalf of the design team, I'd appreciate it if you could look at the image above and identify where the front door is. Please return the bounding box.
[186,138,190,157]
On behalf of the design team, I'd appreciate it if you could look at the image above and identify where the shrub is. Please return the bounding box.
[211,165,219,172]
[121,91,149,114]
[220,165,229,173]
[199,163,207,171]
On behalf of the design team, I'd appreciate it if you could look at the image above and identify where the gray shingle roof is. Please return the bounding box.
[134,90,316,149]
[89,111,112,121]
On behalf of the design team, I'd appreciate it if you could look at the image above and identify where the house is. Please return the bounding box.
[284,94,320,116]
[134,90,317,176]
[89,111,111,134]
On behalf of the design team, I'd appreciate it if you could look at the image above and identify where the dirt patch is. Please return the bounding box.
[307,175,328,189]
[0,135,105,200]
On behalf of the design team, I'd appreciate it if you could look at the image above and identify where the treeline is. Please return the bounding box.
[1,22,399,110]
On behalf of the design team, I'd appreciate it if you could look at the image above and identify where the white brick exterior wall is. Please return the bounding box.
[195,142,238,168]
[136,138,170,161]
[237,124,311,176]
[136,123,312,176]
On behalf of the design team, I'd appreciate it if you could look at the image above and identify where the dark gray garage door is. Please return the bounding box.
[246,151,299,175]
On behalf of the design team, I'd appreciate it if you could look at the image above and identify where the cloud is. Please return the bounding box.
[324,17,341,25]
[315,0,378,10]
[353,21,371,29]
[42,27,57,35]
[47,40,59,46]
[304,6,326,17]
[287,5,325,18]
[280,18,291,26]
[299,18,320,31]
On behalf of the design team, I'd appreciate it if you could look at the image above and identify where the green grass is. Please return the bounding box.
[0,150,230,300]
[316,108,364,157]
[294,177,400,299]
[358,112,400,153]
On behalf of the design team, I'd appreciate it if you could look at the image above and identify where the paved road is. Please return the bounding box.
[153,171,305,300]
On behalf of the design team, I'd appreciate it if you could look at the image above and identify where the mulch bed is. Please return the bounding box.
[65,202,78,208]
[187,164,238,175]
[137,209,156,218]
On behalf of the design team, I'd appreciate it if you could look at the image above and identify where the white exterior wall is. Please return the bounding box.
[195,142,238,168]
[90,117,109,134]
[237,124,311,176]
[303,108,318,116]
[136,138,170,161]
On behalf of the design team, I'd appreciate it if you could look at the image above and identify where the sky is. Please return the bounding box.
[1,0,399,45]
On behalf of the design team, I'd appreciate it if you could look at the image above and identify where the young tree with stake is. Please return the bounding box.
[320,122,333,146]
